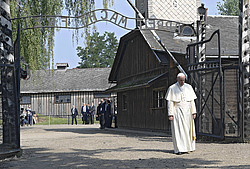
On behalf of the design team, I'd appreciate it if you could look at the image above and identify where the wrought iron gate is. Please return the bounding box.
[0,17,21,154]
[186,30,241,139]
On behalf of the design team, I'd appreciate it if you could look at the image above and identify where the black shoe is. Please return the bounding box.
[176,152,188,155]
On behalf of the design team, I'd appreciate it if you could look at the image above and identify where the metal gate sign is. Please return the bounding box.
[12,9,184,33]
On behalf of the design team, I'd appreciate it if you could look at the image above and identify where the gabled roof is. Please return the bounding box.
[141,16,239,56]
[21,68,112,94]
[206,15,238,56]
[108,30,171,82]
[140,30,190,54]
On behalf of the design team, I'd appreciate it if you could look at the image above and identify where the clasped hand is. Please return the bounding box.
[168,114,196,121]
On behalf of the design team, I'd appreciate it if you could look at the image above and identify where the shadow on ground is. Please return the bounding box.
[42,126,172,143]
[1,126,249,168]
[2,146,247,169]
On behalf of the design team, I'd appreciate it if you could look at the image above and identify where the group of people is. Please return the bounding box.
[96,99,115,129]
[20,105,37,126]
[71,99,116,129]
[71,102,96,125]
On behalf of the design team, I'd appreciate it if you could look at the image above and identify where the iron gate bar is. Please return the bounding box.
[197,132,225,139]
[0,64,15,67]
[187,30,221,120]
[198,68,221,76]
[201,72,223,109]
[225,109,238,125]
[14,23,21,148]
[194,72,221,130]
[222,66,240,127]
[198,73,220,119]
[194,82,224,137]
[187,30,220,50]
[186,70,222,131]
[187,61,220,72]
[219,29,224,139]
[186,30,224,138]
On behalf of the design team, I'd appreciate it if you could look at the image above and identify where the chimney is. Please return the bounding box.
[56,63,69,70]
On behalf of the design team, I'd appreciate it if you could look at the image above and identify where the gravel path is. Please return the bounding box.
[0,124,249,168]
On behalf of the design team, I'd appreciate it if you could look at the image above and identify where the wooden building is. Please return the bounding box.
[20,64,112,116]
[108,29,190,132]
[108,15,240,135]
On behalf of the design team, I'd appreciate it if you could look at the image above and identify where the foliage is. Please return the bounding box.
[10,0,63,70]
[9,0,114,70]
[217,0,238,16]
[77,30,118,68]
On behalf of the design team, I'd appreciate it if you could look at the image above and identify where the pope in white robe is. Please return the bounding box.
[165,73,197,154]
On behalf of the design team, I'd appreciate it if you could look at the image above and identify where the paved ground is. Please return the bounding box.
[0,124,250,169]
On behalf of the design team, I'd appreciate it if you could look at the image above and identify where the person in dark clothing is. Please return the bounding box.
[20,108,28,126]
[96,101,101,121]
[26,106,33,126]
[86,103,91,124]
[71,105,78,125]
[114,104,118,128]
[105,100,112,128]
[89,102,95,124]
[99,99,105,129]
[81,103,89,124]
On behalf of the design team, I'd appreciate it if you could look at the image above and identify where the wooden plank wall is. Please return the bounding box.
[117,33,160,84]
[151,78,169,131]
[20,92,103,116]
[115,32,188,132]
[117,77,171,131]
[224,68,238,136]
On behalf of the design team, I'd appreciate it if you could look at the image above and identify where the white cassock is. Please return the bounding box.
[165,82,197,153]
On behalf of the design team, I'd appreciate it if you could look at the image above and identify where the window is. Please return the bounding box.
[94,93,111,98]
[55,95,71,103]
[122,94,127,110]
[20,96,31,104]
[153,89,166,108]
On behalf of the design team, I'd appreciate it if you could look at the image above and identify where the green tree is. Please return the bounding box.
[76,31,118,68]
[217,0,238,16]
[9,0,114,70]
